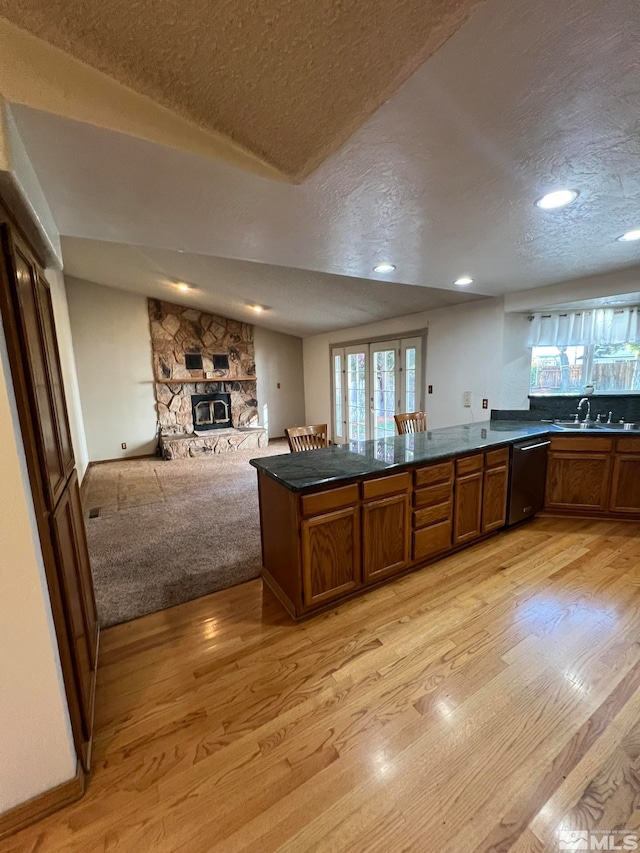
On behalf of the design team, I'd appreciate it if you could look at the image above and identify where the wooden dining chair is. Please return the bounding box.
[394,412,427,435]
[286,423,329,452]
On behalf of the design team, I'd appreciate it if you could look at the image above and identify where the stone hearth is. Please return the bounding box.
[160,427,267,459]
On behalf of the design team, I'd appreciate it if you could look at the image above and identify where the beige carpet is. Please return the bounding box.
[83,440,289,627]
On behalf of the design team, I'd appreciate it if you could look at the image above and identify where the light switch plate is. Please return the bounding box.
[463,391,472,407]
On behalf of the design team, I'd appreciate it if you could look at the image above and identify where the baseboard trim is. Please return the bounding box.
[0,761,85,840]
[87,453,157,468]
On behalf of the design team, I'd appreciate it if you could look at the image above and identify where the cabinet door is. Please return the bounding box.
[51,471,98,750]
[610,455,640,513]
[545,453,611,511]
[481,464,508,533]
[36,273,75,479]
[5,236,66,509]
[362,493,410,584]
[5,234,70,507]
[301,506,360,608]
[453,471,483,545]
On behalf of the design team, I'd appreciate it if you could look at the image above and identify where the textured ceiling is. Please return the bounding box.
[11,0,640,303]
[4,0,640,337]
[60,237,479,337]
[0,0,484,179]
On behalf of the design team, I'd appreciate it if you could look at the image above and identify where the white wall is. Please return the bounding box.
[0,316,77,814]
[66,277,157,461]
[47,269,90,480]
[303,296,532,434]
[254,326,305,437]
[501,312,532,411]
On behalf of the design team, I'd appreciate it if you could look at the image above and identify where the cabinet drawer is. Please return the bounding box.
[485,447,509,468]
[456,454,483,476]
[413,501,451,529]
[616,437,640,454]
[362,472,411,501]
[414,460,453,488]
[413,521,452,561]
[549,436,613,452]
[301,484,359,517]
[414,482,452,508]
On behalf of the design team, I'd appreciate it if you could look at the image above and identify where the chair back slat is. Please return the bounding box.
[394,412,427,435]
[286,424,329,452]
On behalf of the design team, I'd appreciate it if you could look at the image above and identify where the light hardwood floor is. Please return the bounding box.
[3,516,640,852]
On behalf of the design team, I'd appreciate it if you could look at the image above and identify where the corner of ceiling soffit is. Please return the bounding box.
[0,15,289,183]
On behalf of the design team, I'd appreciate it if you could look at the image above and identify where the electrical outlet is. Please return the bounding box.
[463,391,472,407]
[428,385,433,394]
[482,398,488,409]
[277,382,281,389]
[121,442,127,450]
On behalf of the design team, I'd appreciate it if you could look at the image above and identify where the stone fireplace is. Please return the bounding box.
[148,299,267,458]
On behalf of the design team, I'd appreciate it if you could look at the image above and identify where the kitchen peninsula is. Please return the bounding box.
[250,420,640,619]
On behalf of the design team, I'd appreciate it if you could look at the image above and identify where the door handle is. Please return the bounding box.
[517,441,551,451]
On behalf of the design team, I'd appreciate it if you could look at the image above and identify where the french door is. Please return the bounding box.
[332,336,423,443]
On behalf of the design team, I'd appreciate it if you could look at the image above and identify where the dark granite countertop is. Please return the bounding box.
[250,420,559,492]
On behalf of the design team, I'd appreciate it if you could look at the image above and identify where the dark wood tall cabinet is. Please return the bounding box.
[0,209,98,774]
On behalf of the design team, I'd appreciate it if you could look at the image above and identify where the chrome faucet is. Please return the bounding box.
[577,397,591,422]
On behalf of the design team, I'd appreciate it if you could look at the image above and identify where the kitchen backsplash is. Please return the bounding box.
[492,394,640,423]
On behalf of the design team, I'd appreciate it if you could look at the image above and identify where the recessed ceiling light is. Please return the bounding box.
[617,229,640,242]
[252,305,264,313]
[373,263,396,273]
[454,276,473,286]
[176,283,190,292]
[534,189,579,210]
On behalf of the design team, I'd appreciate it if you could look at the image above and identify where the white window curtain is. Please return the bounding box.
[527,308,640,347]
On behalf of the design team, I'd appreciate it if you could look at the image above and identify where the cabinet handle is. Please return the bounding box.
[517,441,551,452]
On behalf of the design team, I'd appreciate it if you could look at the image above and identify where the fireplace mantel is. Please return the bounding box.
[156,377,257,384]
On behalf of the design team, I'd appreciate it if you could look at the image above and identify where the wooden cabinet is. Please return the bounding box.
[51,471,98,751]
[301,506,360,607]
[9,236,74,507]
[412,461,453,561]
[362,474,411,583]
[0,215,98,773]
[453,454,484,546]
[545,437,613,512]
[257,429,640,622]
[610,452,640,513]
[300,484,361,607]
[481,448,509,534]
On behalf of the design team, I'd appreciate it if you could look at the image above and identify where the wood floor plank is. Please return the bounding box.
[3,517,640,852]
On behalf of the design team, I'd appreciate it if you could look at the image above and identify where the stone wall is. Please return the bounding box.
[148,299,259,435]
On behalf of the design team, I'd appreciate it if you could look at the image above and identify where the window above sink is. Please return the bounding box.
[531,344,640,395]
[527,307,640,396]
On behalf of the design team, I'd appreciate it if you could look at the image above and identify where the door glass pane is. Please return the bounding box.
[372,348,396,439]
[405,347,417,412]
[347,352,367,441]
[333,353,343,438]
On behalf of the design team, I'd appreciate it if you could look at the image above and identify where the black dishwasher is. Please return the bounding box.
[507,438,550,526]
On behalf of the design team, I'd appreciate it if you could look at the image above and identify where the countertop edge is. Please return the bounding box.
[250,423,558,493]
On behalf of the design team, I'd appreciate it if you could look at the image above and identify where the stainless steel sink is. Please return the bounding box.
[598,422,640,431]
[553,420,640,432]
[553,420,602,430]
